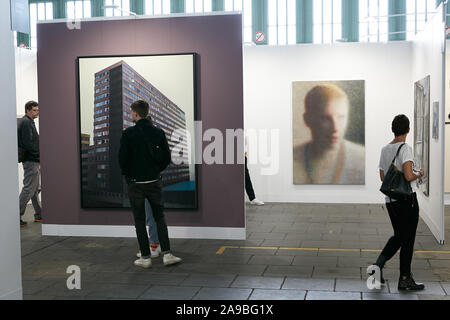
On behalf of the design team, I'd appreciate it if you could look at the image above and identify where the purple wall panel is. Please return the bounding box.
[37,15,244,228]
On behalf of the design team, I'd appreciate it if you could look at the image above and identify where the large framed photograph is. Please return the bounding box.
[414,75,430,197]
[77,54,198,209]
[292,80,365,185]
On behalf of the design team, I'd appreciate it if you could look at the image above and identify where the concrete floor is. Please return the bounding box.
[20,203,450,300]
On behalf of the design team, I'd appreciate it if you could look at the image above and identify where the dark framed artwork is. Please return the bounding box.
[414,75,430,197]
[77,53,198,209]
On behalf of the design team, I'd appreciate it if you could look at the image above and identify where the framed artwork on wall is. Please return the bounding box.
[292,80,366,185]
[77,53,198,209]
[414,75,430,197]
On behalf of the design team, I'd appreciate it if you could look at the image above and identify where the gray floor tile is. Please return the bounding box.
[264,266,313,277]
[193,287,252,300]
[335,279,389,293]
[292,256,338,267]
[231,276,284,289]
[276,249,318,257]
[248,255,294,266]
[249,289,306,300]
[282,278,334,291]
[88,271,189,286]
[181,274,236,287]
[22,280,57,295]
[337,257,377,268]
[261,239,302,247]
[318,250,361,257]
[140,285,200,300]
[305,291,361,300]
[248,232,287,240]
[301,241,339,248]
[428,260,450,268]
[312,267,362,279]
[203,255,253,265]
[85,283,149,299]
[362,293,419,300]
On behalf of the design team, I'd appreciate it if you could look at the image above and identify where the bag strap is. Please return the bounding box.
[391,143,406,165]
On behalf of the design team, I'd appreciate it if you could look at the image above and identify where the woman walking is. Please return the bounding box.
[373,114,425,291]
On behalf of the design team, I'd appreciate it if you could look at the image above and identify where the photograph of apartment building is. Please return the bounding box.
[79,57,196,209]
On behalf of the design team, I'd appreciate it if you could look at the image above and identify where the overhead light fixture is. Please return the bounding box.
[102,5,137,16]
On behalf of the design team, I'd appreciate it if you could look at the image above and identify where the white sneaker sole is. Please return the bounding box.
[163,258,182,266]
[134,260,151,268]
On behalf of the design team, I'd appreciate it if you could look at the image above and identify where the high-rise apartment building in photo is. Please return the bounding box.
[81,60,190,207]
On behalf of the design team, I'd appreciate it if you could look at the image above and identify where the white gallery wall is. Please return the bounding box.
[444,42,450,198]
[244,41,414,204]
[0,0,23,300]
[411,6,446,243]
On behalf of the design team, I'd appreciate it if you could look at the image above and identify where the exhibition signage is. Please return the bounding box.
[254,31,266,43]
[10,0,30,34]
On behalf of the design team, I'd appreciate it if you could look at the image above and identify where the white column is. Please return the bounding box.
[0,0,23,300]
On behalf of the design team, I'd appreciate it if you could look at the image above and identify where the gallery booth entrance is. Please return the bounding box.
[2,2,450,300]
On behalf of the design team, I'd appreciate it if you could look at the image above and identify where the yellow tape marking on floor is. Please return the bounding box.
[216,246,450,255]
[415,250,450,254]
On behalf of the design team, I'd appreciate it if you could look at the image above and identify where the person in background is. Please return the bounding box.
[136,115,161,259]
[372,114,425,291]
[119,100,181,268]
[18,101,42,226]
[245,134,264,206]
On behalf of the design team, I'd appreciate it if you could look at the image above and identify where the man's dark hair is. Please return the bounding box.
[25,101,38,113]
[392,114,410,136]
[130,100,149,119]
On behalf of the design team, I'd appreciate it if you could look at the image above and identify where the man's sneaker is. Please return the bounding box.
[134,258,152,268]
[20,220,27,227]
[163,253,182,266]
[34,216,42,223]
[250,198,264,206]
[150,244,161,258]
[398,275,425,291]
[137,244,162,258]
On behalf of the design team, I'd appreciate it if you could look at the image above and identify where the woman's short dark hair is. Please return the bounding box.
[130,100,149,118]
[25,101,38,113]
[392,114,410,136]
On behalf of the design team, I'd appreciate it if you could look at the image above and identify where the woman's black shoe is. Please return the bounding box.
[398,275,425,291]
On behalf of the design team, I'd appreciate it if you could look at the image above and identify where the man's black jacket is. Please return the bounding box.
[119,119,171,183]
[17,115,40,163]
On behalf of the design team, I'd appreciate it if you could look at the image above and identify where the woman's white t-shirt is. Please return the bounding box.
[378,142,419,203]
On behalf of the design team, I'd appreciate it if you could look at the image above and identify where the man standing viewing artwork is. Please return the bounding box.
[119,100,182,268]
[18,101,42,227]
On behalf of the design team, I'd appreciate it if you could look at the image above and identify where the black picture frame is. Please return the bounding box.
[76,53,199,210]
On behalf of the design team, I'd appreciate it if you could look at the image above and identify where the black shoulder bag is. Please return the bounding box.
[379,143,413,200]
